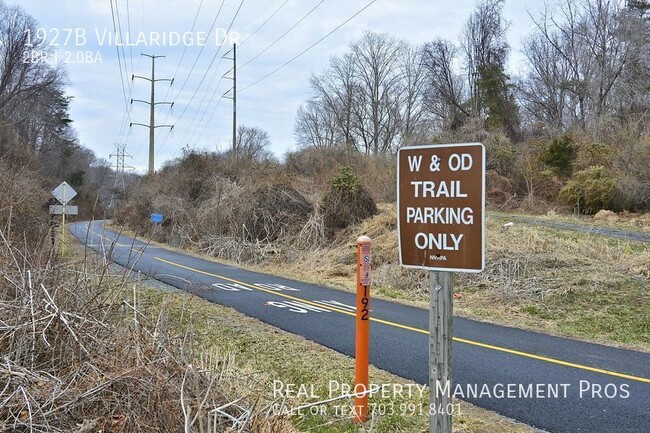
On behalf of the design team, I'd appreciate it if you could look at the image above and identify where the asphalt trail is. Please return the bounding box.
[70,221,650,433]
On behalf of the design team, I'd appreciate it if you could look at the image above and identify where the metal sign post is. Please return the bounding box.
[61,183,66,251]
[354,235,371,424]
[429,271,453,432]
[397,143,485,433]
[51,181,78,253]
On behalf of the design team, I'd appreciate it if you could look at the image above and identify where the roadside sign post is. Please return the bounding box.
[354,235,371,424]
[51,181,78,253]
[62,184,66,250]
[429,270,453,433]
[397,143,485,433]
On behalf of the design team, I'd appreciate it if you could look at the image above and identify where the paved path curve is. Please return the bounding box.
[70,221,650,433]
[494,214,650,243]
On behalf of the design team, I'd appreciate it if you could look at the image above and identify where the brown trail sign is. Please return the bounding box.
[397,143,485,433]
[397,143,485,272]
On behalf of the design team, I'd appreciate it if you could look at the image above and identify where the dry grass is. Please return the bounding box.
[455,216,650,350]
[0,231,292,432]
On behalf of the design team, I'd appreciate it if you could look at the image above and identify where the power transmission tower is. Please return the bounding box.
[108,143,134,209]
[131,53,174,175]
[222,44,237,155]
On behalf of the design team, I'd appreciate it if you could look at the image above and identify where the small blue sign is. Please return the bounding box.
[151,213,163,224]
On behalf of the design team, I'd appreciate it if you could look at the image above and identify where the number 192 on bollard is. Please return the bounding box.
[354,235,371,423]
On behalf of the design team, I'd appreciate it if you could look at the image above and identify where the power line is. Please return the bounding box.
[121,55,145,152]
[181,0,311,151]
[108,143,134,209]
[125,0,134,78]
[131,54,175,175]
[180,0,314,152]
[112,0,145,150]
[152,0,227,156]
[187,84,226,149]
[179,0,289,150]
[164,0,245,157]
[166,0,226,109]
[184,70,226,148]
[222,44,236,154]
[182,0,365,155]
[239,0,290,45]
[157,0,215,152]
[114,0,138,147]
[148,0,206,156]
[114,0,133,101]
[115,111,128,150]
[238,0,325,70]
[176,0,243,123]
[109,0,131,119]
[175,58,225,149]
[159,0,205,111]
[240,0,377,93]
[110,0,139,156]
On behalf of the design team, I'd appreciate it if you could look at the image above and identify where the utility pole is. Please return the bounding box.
[131,53,174,175]
[108,143,134,209]
[222,44,237,155]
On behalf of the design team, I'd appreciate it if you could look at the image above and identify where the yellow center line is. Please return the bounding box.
[154,256,650,385]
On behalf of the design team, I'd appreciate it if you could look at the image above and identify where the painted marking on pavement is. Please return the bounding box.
[152,255,650,385]
[256,283,301,292]
[266,300,331,314]
[315,300,358,312]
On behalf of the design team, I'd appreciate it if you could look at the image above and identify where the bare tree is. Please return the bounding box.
[611,2,650,117]
[350,31,405,154]
[517,32,573,129]
[0,0,78,171]
[309,53,357,150]
[523,0,649,130]
[0,2,63,131]
[461,0,509,117]
[294,99,340,149]
[234,125,273,161]
[296,32,424,154]
[422,39,469,130]
[397,44,427,145]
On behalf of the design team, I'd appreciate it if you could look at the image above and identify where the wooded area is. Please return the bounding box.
[295,0,650,212]
[0,0,114,225]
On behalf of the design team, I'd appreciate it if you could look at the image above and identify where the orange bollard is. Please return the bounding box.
[354,235,371,423]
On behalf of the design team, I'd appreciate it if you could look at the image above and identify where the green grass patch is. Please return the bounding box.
[551,279,650,346]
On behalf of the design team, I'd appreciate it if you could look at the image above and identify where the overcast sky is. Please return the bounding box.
[15,0,544,172]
